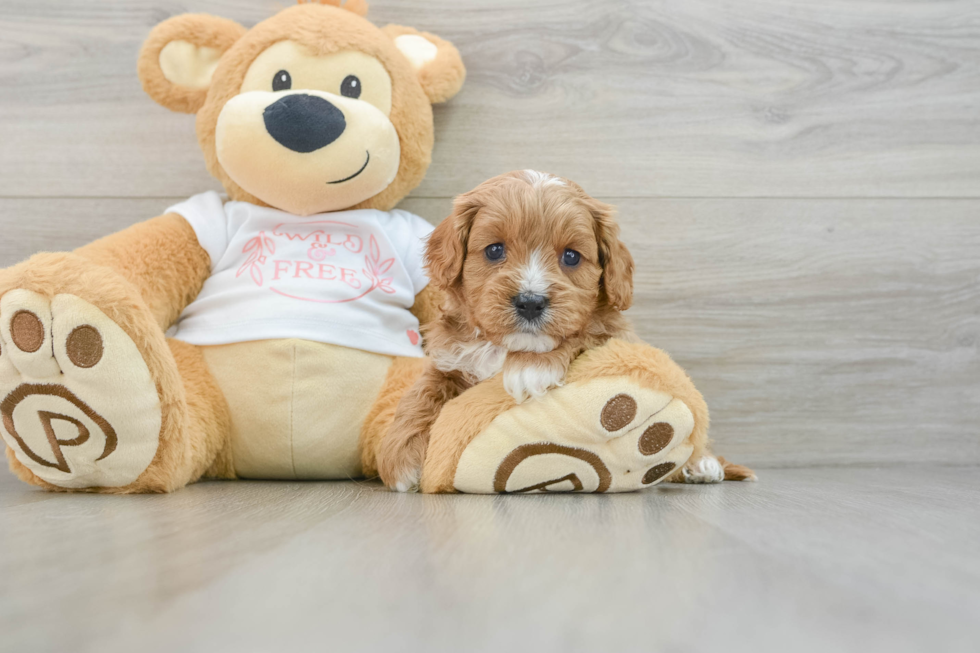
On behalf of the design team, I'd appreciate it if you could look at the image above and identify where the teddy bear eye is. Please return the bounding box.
[562,249,581,267]
[272,70,292,92]
[485,243,505,261]
[340,75,362,99]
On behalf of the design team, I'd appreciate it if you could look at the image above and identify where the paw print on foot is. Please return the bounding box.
[452,377,696,493]
[0,291,161,488]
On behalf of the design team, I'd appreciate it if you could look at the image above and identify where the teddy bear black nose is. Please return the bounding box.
[263,94,346,153]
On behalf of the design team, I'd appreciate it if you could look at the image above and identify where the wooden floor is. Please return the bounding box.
[1,467,979,652]
[0,0,978,650]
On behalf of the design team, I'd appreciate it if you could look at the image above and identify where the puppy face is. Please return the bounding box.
[427,171,634,352]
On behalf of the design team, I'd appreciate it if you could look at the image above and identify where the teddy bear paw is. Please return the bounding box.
[0,290,161,489]
[452,377,696,493]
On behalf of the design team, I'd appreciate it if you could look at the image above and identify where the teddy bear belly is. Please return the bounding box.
[200,338,393,479]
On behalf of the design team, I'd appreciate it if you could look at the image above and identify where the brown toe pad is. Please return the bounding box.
[11,311,44,353]
[600,393,637,432]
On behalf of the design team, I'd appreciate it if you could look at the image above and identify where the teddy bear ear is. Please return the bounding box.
[383,25,466,104]
[298,0,369,17]
[138,14,246,114]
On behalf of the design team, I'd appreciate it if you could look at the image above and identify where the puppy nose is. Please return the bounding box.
[263,94,346,153]
[513,293,549,322]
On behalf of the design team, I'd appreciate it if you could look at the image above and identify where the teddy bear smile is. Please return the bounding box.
[328,150,370,184]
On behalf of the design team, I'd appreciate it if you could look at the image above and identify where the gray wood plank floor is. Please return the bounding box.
[1,467,978,653]
[1,0,978,650]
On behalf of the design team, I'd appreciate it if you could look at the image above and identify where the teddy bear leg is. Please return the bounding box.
[419,339,752,494]
[0,254,229,493]
[167,339,234,483]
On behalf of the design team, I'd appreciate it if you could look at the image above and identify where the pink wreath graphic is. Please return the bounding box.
[237,231,276,286]
[362,234,396,295]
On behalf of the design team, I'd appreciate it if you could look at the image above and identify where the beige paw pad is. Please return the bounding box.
[0,293,161,488]
[453,377,695,494]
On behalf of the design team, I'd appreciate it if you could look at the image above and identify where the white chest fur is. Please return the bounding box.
[431,339,507,382]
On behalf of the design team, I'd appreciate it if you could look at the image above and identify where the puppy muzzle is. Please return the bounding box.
[512,292,548,326]
[504,293,556,353]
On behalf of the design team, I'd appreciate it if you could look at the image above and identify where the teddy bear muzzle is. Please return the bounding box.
[214,89,401,216]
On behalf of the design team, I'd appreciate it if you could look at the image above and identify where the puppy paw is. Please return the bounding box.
[681,455,725,484]
[393,466,421,493]
[503,360,565,403]
[380,456,423,493]
[376,431,426,492]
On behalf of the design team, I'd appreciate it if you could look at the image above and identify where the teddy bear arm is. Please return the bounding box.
[74,213,211,330]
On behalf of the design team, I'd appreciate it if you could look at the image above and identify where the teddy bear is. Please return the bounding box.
[0,0,743,494]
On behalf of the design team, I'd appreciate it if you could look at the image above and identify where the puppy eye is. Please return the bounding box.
[562,249,581,267]
[485,243,505,261]
[341,75,362,99]
[272,70,292,92]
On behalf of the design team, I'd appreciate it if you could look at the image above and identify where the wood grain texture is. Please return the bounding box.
[1,0,979,198]
[2,196,977,467]
[0,467,977,653]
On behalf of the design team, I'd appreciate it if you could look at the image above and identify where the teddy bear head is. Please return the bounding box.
[138,0,465,216]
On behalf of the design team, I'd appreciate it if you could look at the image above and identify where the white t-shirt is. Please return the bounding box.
[166,192,433,358]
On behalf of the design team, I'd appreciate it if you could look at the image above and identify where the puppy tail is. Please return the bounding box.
[717,456,758,482]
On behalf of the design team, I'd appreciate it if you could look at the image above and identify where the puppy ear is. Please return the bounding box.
[138,14,246,114]
[383,25,466,104]
[591,200,634,311]
[425,193,481,292]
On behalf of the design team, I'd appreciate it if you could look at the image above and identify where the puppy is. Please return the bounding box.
[377,170,756,491]
[377,170,636,491]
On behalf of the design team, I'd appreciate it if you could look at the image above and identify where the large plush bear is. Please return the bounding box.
[0,0,744,494]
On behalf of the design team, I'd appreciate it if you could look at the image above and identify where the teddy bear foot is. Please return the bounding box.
[0,290,161,489]
[451,377,696,494]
